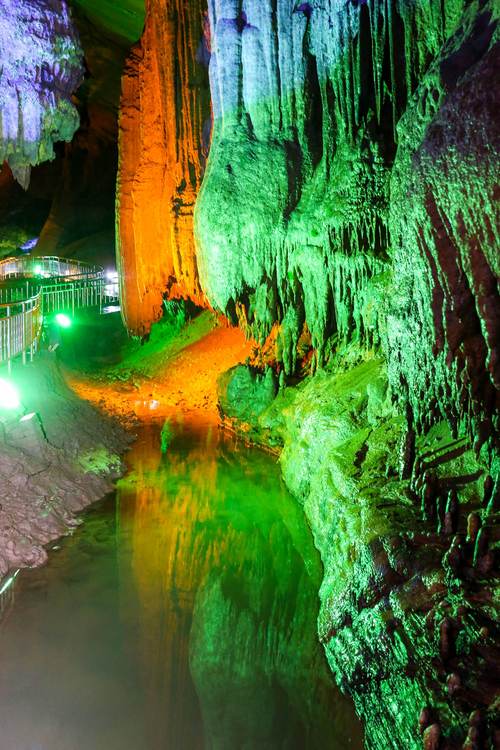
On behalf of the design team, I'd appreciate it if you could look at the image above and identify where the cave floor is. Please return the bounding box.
[0,352,127,581]
[66,311,253,426]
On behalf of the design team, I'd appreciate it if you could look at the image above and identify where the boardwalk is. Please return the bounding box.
[0,255,119,369]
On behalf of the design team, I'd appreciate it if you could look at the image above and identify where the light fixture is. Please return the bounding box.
[0,379,20,410]
[0,570,20,596]
[55,313,72,328]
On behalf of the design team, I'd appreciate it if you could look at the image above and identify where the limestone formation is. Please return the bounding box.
[0,0,84,185]
[196,0,499,452]
[114,4,499,743]
[116,0,211,334]
[218,356,499,749]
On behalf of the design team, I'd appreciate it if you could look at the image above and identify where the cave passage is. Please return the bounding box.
[0,0,498,746]
[0,420,363,750]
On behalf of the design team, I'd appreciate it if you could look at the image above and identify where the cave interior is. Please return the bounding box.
[0,0,498,749]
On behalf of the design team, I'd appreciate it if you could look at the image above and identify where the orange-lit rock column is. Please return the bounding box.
[116,0,211,335]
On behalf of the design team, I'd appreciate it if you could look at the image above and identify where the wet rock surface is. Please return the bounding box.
[217,364,278,425]
[218,359,499,749]
[0,354,128,582]
[0,0,83,183]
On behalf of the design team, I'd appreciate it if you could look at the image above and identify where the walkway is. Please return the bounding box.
[0,255,118,369]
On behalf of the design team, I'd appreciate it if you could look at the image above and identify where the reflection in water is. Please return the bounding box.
[0,420,363,750]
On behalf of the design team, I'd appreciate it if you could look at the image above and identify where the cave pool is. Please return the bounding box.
[0,419,363,750]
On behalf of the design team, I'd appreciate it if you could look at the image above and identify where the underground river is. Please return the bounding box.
[0,418,363,750]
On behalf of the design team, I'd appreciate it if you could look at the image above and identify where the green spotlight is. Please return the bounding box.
[0,379,20,410]
[34,264,43,275]
[55,313,72,329]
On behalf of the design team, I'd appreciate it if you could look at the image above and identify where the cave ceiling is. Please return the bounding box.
[70,0,145,44]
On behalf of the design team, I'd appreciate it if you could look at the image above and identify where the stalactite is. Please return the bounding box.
[0,0,83,183]
[194,0,498,458]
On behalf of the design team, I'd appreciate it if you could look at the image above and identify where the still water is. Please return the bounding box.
[0,421,363,750]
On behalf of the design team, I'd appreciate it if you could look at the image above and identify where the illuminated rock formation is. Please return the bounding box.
[5,0,495,746]
[386,4,500,455]
[111,4,498,741]
[196,0,499,449]
[278,364,498,750]
[195,0,394,359]
[116,0,211,334]
[219,354,499,749]
[200,1,499,746]
[0,0,83,186]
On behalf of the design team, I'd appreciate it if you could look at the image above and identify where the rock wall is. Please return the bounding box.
[217,356,499,749]
[195,0,499,452]
[116,0,211,334]
[0,0,84,187]
[386,5,499,456]
[268,362,498,750]
[198,2,499,746]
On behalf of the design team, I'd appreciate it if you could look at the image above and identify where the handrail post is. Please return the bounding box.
[6,305,11,374]
[22,301,26,365]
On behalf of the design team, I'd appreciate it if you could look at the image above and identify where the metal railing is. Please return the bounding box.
[0,273,107,312]
[40,275,105,315]
[0,254,119,368]
[0,293,43,368]
[0,255,101,280]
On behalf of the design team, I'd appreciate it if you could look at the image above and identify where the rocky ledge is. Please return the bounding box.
[0,354,128,583]
[218,359,499,750]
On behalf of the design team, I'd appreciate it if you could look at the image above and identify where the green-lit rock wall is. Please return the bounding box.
[249,358,498,749]
[386,4,499,454]
[195,0,499,452]
[198,1,499,747]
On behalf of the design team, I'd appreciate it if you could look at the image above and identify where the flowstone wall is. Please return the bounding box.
[198,1,499,747]
[116,0,211,334]
[196,0,499,454]
[224,357,498,750]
